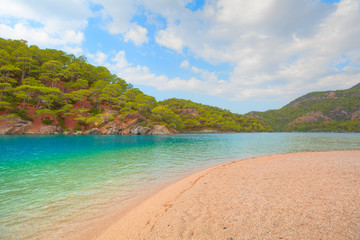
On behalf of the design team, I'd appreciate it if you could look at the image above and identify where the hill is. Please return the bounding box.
[0,38,269,135]
[160,98,271,132]
[248,84,360,132]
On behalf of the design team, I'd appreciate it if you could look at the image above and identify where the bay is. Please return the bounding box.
[0,133,359,239]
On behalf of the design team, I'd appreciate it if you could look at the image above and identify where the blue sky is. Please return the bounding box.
[0,0,359,114]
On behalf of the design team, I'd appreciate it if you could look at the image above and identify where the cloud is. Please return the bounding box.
[0,0,91,47]
[180,60,189,68]
[124,24,149,45]
[155,28,184,52]
[93,0,137,34]
[62,46,84,56]
[90,0,359,102]
[145,0,360,100]
[88,51,108,66]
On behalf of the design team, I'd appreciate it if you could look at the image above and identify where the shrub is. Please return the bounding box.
[42,118,53,125]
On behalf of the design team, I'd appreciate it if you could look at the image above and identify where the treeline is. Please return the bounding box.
[0,38,270,133]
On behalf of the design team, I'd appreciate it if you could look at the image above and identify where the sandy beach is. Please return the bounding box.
[96,151,360,240]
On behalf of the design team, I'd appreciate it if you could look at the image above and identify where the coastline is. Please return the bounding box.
[95,151,360,240]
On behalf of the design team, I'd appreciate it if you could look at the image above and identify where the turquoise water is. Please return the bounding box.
[1,133,360,239]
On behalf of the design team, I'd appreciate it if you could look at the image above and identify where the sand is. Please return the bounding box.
[96,151,360,240]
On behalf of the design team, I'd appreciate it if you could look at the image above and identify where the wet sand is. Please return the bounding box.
[96,151,360,240]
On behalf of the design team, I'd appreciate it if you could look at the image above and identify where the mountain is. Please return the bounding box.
[248,84,360,132]
[0,38,269,135]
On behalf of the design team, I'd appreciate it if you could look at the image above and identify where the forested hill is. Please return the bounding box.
[248,84,360,132]
[0,38,269,135]
[160,98,272,132]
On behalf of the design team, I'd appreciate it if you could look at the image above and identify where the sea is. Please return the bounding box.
[1,133,360,239]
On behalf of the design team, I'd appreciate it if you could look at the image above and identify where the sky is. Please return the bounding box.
[0,0,359,114]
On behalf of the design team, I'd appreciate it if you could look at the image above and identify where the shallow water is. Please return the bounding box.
[1,133,360,239]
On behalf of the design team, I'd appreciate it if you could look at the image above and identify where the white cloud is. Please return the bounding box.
[156,28,184,52]
[124,24,149,45]
[62,46,84,56]
[88,51,108,66]
[145,0,360,100]
[0,0,91,47]
[93,0,137,34]
[180,60,189,68]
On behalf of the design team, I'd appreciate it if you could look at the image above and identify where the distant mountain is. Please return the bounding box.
[248,83,360,132]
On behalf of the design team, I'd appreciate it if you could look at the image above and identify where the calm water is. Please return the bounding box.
[1,133,360,239]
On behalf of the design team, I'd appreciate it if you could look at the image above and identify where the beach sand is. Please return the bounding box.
[96,151,360,240]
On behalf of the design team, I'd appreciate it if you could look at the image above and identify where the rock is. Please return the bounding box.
[39,125,56,134]
[74,131,83,135]
[138,126,151,135]
[55,126,64,134]
[63,131,71,135]
[100,121,119,135]
[199,129,219,133]
[148,125,173,135]
[0,118,32,134]
[85,128,101,135]
[180,108,199,117]
[130,126,151,135]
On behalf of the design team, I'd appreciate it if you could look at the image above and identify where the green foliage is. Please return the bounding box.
[42,118,53,125]
[73,123,83,132]
[0,101,12,110]
[253,85,360,132]
[159,98,270,132]
[152,106,185,129]
[8,109,33,121]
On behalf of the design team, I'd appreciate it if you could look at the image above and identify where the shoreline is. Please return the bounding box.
[95,150,360,240]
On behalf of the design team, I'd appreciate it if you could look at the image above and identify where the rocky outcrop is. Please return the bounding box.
[100,122,119,135]
[289,111,331,126]
[85,128,101,135]
[180,108,199,118]
[127,126,151,135]
[148,125,173,135]
[0,118,32,134]
[199,129,220,133]
[351,110,360,120]
[0,116,175,135]
[39,125,57,134]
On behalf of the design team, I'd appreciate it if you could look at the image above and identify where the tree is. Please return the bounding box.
[67,89,90,107]
[98,83,126,108]
[73,78,88,90]
[88,66,113,84]
[22,77,45,87]
[152,106,184,130]
[0,49,11,66]
[63,62,82,82]
[0,82,12,101]
[126,88,143,101]
[14,44,38,82]
[0,64,21,85]
[14,85,32,109]
[57,104,77,117]
[0,101,12,110]
[35,109,56,127]
[40,60,63,87]
[134,94,157,115]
